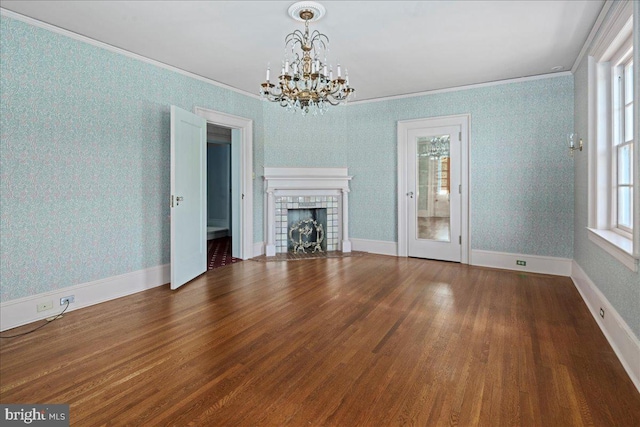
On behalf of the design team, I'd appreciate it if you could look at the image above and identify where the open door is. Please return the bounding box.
[170,106,207,290]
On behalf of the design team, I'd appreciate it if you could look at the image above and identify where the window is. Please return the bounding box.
[588,4,637,271]
[612,50,633,236]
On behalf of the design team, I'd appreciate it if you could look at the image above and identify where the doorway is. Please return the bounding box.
[397,115,469,263]
[195,107,253,260]
[206,124,232,241]
[206,124,243,269]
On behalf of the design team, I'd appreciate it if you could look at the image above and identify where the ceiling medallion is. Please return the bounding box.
[260,1,355,116]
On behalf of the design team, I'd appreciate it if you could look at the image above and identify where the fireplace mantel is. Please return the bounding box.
[264,167,352,191]
[263,167,353,256]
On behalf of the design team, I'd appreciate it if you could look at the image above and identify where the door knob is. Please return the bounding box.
[176,196,184,205]
[407,192,414,198]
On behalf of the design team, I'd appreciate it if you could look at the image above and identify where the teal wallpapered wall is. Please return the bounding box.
[207,144,231,226]
[265,76,575,256]
[0,16,264,302]
[2,13,575,305]
[572,40,640,336]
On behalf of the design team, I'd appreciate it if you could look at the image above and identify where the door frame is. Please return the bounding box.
[195,107,253,260]
[397,114,470,263]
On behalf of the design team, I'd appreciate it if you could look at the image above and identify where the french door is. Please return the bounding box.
[398,115,469,263]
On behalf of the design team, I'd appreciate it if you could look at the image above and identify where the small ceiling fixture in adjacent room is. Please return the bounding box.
[260,1,355,115]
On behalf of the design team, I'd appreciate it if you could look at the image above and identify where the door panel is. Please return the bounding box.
[170,106,207,290]
[407,125,461,262]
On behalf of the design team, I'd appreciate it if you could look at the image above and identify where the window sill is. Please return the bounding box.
[587,228,638,271]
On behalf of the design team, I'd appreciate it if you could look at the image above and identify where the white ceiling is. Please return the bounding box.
[1,1,604,101]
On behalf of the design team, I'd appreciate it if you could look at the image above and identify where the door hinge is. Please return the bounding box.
[242,193,245,200]
[459,184,462,194]
[459,235,462,245]
[459,131,462,141]
[171,195,174,208]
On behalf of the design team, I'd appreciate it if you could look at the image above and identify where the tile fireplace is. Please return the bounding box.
[263,167,353,256]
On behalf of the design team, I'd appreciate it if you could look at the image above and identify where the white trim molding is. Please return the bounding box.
[571,261,640,393]
[471,250,572,276]
[350,238,398,257]
[195,108,254,260]
[584,0,638,271]
[589,0,634,62]
[0,265,170,332]
[587,228,638,271]
[351,72,572,106]
[253,242,265,258]
[571,1,615,73]
[397,114,470,264]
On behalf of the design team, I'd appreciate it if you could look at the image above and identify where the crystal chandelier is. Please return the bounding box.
[418,136,450,159]
[260,1,355,116]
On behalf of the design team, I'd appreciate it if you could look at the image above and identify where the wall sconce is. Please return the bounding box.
[567,133,583,155]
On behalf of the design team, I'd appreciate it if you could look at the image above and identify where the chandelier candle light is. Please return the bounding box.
[260,1,355,115]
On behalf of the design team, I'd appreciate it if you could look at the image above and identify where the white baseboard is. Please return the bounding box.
[351,238,398,256]
[571,261,640,393]
[471,249,572,276]
[253,242,265,258]
[0,264,170,332]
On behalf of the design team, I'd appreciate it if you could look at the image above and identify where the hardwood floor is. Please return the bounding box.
[1,255,638,426]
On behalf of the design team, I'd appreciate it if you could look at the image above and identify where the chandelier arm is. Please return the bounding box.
[285,29,305,43]
[322,96,342,106]
[308,31,329,49]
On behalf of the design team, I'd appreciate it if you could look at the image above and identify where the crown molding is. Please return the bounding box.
[589,0,633,62]
[0,8,261,101]
[349,72,573,106]
[0,7,582,108]
[572,0,634,72]
[571,0,614,73]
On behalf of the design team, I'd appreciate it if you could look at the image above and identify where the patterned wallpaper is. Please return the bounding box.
[0,15,264,302]
[572,32,640,337]
[2,13,576,305]
[265,76,575,256]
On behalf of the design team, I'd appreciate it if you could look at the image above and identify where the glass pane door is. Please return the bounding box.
[416,135,451,242]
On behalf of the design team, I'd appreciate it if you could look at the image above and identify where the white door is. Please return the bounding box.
[170,106,207,290]
[407,124,462,262]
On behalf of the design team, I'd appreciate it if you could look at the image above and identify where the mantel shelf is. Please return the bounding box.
[264,167,353,192]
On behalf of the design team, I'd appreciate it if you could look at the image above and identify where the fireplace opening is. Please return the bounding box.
[274,195,340,254]
[287,208,327,253]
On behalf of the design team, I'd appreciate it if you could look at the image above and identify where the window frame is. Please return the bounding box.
[611,45,633,237]
[587,5,638,272]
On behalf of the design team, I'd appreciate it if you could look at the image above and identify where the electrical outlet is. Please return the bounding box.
[516,260,526,266]
[37,301,53,312]
[60,295,75,306]
[600,308,605,318]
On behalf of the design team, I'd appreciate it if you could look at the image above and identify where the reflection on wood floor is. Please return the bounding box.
[418,216,450,241]
[253,250,366,262]
[2,255,639,425]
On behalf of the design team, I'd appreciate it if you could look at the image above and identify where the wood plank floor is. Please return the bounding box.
[1,255,639,426]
